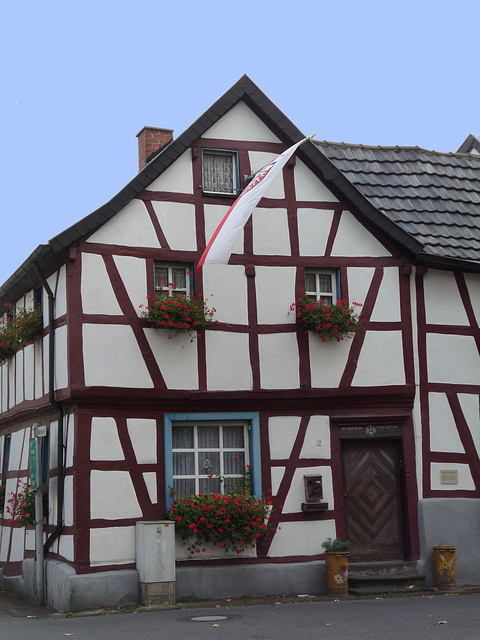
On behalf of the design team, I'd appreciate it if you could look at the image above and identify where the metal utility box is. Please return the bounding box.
[135,521,175,605]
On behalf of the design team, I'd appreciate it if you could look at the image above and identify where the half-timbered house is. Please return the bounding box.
[0,76,479,611]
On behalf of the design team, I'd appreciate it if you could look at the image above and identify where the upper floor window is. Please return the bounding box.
[305,269,338,304]
[202,149,239,196]
[154,262,192,297]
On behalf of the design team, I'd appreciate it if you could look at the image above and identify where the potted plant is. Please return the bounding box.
[141,291,216,341]
[0,305,43,362]
[5,483,48,526]
[169,467,273,556]
[291,295,362,342]
[322,537,351,595]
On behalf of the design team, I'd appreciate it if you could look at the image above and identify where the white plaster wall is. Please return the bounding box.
[64,475,74,527]
[90,470,142,520]
[248,152,285,198]
[54,324,68,390]
[8,430,27,471]
[81,253,122,315]
[424,271,469,325]
[113,255,147,317]
[255,266,296,325]
[46,266,67,320]
[270,466,286,496]
[127,418,157,464]
[259,333,300,389]
[59,535,74,562]
[431,463,475,491]
[143,472,157,504]
[458,394,480,458]
[151,202,197,251]
[465,273,480,321]
[83,324,153,388]
[65,412,75,469]
[144,328,199,389]
[427,334,480,384]
[25,529,35,551]
[8,363,14,410]
[0,364,5,412]
[369,267,401,322]
[202,102,281,143]
[268,416,301,460]
[202,265,248,325]
[147,150,194,193]
[297,208,335,256]
[205,332,252,390]
[10,527,25,561]
[353,331,405,386]
[34,340,43,399]
[253,208,291,256]
[86,199,161,248]
[429,393,465,453]
[0,529,10,561]
[347,267,375,307]
[204,204,244,256]
[332,211,392,257]
[294,159,339,202]
[15,350,24,405]
[91,417,124,460]
[90,526,136,566]
[49,421,58,469]
[283,466,333,513]
[24,344,34,401]
[309,337,353,388]
[267,519,337,557]
[300,416,331,459]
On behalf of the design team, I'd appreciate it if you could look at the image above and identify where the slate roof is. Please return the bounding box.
[315,140,480,266]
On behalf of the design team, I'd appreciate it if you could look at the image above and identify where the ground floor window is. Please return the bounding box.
[164,412,261,507]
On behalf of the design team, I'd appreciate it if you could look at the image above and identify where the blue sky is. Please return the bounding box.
[1,0,479,287]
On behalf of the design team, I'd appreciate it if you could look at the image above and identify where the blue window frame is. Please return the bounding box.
[164,412,261,508]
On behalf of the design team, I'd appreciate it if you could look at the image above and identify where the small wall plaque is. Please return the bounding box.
[441,469,458,485]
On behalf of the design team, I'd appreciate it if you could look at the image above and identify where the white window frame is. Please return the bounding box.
[305,269,338,304]
[154,261,192,297]
[171,421,250,496]
[202,149,239,196]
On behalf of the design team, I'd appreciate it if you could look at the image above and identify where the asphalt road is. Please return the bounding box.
[1,592,479,639]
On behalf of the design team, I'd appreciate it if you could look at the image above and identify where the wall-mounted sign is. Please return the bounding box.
[338,424,402,439]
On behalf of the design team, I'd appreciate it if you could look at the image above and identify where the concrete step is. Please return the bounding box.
[348,561,427,596]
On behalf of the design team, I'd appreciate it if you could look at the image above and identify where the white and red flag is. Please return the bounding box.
[197,135,314,272]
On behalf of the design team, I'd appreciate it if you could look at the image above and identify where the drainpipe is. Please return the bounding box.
[32,261,64,554]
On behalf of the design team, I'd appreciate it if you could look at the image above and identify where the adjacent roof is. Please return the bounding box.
[1,76,479,306]
[315,141,480,266]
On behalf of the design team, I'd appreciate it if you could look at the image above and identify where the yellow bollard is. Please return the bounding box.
[433,545,456,590]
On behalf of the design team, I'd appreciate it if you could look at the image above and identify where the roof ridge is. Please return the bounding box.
[314,139,475,158]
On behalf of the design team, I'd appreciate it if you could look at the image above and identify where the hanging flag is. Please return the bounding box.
[197,135,315,272]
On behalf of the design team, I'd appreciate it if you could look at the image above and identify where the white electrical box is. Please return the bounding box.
[135,521,175,583]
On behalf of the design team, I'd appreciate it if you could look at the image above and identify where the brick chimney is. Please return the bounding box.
[136,126,174,171]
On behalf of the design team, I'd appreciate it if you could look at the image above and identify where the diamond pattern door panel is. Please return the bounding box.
[342,439,403,561]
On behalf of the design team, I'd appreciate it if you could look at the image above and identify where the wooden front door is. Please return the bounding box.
[341,439,404,561]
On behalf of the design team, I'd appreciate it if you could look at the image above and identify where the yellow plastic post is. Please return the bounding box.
[325,551,350,595]
[433,545,456,590]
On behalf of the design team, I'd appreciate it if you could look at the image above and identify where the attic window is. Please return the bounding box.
[154,262,192,297]
[305,269,339,305]
[202,149,239,196]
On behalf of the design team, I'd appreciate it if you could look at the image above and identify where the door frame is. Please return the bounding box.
[331,418,420,562]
